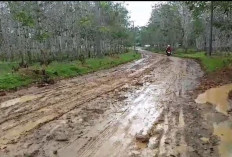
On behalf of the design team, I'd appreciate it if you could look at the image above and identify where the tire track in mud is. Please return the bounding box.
[61,61,170,157]
[58,55,194,157]
[0,51,204,157]
[61,55,203,156]
[57,57,169,157]
[0,52,150,119]
[0,51,164,148]
[150,58,203,157]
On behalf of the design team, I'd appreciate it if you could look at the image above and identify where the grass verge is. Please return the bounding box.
[174,52,232,73]
[146,46,232,95]
[145,47,232,73]
[173,51,232,92]
[0,51,141,90]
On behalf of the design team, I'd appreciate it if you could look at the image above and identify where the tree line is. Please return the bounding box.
[0,1,134,65]
[138,1,232,55]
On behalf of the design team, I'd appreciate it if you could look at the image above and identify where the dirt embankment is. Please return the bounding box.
[197,66,232,92]
[0,50,229,157]
[186,62,232,157]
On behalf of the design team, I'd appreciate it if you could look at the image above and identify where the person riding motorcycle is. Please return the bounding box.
[166,45,172,53]
[166,45,172,56]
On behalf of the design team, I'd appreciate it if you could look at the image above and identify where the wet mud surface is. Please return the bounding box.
[194,83,232,157]
[0,50,230,157]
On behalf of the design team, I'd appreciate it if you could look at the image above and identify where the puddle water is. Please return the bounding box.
[179,108,185,128]
[1,95,41,108]
[123,85,163,136]
[214,120,232,157]
[71,84,163,157]
[135,141,147,149]
[196,84,232,157]
[195,84,232,115]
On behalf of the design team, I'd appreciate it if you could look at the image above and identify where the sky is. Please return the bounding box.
[116,1,166,27]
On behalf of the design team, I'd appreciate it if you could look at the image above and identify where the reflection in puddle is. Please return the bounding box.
[195,84,232,115]
[1,95,41,108]
[214,120,232,157]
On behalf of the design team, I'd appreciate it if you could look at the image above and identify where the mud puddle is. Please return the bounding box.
[98,84,163,156]
[196,83,232,157]
[58,81,164,157]
[195,83,232,115]
[214,120,232,157]
[135,140,148,149]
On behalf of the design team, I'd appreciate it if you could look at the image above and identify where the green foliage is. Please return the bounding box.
[138,1,231,52]
[175,48,197,54]
[175,52,232,72]
[186,1,232,18]
[0,51,141,90]
[2,1,133,62]
[139,3,183,48]
[99,26,110,34]
[0,73,33,90]
[0,62,18,75]
[185,1,209,17]
[79,16,93,27]
[14,11,35,27]
[100,1,110,9]
[193,18,204,36]
[35,32,50,42]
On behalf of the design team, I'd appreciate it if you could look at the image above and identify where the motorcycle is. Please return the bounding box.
[166,50,172,56]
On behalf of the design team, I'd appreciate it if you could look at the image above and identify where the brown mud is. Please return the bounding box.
[193,62,232,157]
[0,49,230,157]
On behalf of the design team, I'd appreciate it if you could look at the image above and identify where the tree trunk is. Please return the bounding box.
[209,1,214,56]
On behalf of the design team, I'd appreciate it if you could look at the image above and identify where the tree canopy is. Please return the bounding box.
[0,1,135,63]
[138,1,232,53]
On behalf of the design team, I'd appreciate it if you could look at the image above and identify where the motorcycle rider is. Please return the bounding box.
[166,45,172,54]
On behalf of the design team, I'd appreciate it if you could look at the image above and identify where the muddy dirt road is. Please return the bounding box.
[0,50,223,157]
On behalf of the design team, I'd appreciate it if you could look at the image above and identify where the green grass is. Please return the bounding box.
[146,47,232,73]
[0,51,141,90]
[0,74,33,90]
[174,52,232,73]
[0,62,18,75]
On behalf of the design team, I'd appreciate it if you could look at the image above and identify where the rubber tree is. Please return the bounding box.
[209,1,213,56]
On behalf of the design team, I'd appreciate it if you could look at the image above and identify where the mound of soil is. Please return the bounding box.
[229,90,232,100]
[0,90,6,96]
[197,66,232,92]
